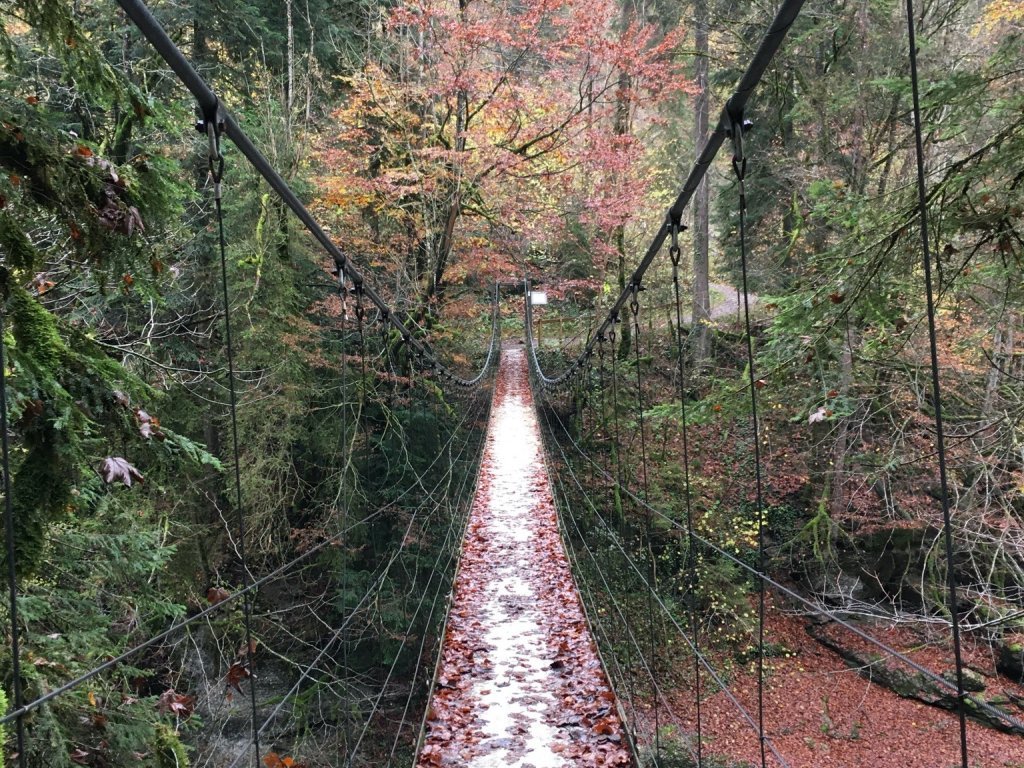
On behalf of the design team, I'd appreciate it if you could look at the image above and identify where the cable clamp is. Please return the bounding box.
[727,115,753,186]
[197,100,226,200]
[629,282,642,317]
[668,217,684,267]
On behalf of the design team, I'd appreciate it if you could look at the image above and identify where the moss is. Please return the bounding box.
[0,687,7,768]
[8,285,66,374]
[9,439,71,576]
[155,723,190,768]
[0,214,39,274]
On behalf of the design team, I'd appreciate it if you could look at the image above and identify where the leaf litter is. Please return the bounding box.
[418,348,631,767]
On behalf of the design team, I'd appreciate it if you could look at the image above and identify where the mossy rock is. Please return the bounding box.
[807,621,1023,736]
[997,640,1024,684]
[942,667,986,693]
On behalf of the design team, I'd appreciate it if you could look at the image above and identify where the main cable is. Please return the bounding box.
[522,0,807,388]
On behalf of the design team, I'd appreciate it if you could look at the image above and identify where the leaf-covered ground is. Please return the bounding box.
[658,600,1024,767]
[418,349,631,767]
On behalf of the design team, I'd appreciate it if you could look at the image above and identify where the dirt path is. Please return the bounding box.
[707,280,755,321]
[417,349,631,768]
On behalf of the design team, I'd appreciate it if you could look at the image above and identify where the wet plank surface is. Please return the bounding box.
[417,348,632,768]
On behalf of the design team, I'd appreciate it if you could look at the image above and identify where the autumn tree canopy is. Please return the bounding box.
[316,0,687,313]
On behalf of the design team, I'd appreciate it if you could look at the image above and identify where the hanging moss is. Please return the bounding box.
[0,287,75,575]
[8,285,66,374]
[0,214,38,274]
[8,438,71,575]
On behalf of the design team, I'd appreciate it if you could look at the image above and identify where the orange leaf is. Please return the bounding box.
[206,586,231,605]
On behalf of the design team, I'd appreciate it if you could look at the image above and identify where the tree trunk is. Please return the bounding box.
[614,0,633,361]
[691,0,711,362]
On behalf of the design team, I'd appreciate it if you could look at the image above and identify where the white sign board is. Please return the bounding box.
[530,291,548,305]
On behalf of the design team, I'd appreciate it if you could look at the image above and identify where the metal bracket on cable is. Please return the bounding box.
[197,100,226,201]
[667,217,684,267]
[727,114,754,200]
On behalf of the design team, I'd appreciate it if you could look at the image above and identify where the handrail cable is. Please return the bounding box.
[345,514,464,766]
[410,375,496,761]
[537,402,791,767]
[235,384,492,764]
[223,466,472,768]
[547,449,698,764]
[0,376,490,727]
[396,394,490,763]
[529,380,1024,735]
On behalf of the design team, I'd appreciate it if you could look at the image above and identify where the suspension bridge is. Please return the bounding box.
[2,0,1023,766]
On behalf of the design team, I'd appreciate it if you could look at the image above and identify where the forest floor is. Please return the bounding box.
[654,598,1024,767]
[417,349,632,767]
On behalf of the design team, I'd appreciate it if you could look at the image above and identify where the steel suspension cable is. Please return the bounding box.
[524,0,806,388]
[410,378,496,762]
[545,412,1024,735]
[608,321,626,533]
[668,220,703,768]
[596,336,612,514]
[116,0,496,388]
[729,116,769,768]
[547,450,695,764]
[389,429,483,765]
[260,381,492,762]
[207,120,262,766]
[537,403,790,768]
[222,478,465,768]
[0,297,27,768]
[339,271,353,762]
[0,376,487,728]
[903,4,969,762]
[346,514,463,766]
